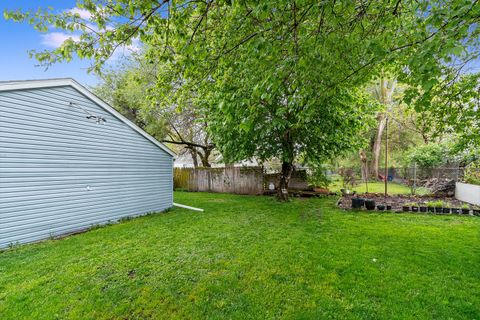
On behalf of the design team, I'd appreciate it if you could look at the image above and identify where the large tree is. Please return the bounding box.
[369,77,397,179]
[6,0,480,199]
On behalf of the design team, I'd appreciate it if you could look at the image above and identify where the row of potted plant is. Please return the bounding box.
[351,198,391,211]
[402,201,480,216]
[351,197,480,216]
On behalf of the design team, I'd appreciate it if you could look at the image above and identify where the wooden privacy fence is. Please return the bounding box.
[174,167,265,195]
[264,171,308,191]
[174,167,309,195]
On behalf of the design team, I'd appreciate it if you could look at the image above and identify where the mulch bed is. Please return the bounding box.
[338,193,469,212]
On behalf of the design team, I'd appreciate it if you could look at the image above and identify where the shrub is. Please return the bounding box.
[403,143,446,168]
[463,160,480,185]
[307,163,331,188]
[338,167,357,190]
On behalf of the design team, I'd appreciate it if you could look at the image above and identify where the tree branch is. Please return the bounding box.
[162,139,214,149]
[187,0,213,46]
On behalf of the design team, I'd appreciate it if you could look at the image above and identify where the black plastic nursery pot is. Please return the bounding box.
[402,206,410,212]
[428,207,435,213]
[443,208,451,214]
[451,208,459,214]
[351,198,365,209]
[435,207,443,213]
[419,206,427,213]
[377,205,385,211]
[462,209,470,215]
[386,205,392,211]
[411,206,419,212]
[473,209,480,216]
[365,200,376,210]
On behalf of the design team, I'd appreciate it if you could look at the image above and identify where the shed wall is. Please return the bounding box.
[0,85,173,247]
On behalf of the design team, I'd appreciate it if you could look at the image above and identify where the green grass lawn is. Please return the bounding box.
[329,179,430,195]
[1,192,479,319]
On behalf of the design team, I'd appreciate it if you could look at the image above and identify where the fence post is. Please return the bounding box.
[413,162,417,195]
[384,117,388,198]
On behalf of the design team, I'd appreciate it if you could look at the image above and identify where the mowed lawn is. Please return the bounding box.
[329,180,430,195]
[1,192,479,319]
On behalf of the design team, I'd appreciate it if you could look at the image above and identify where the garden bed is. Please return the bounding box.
[339,193,474,213]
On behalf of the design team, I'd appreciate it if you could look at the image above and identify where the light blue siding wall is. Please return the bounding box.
[0,85,173,248]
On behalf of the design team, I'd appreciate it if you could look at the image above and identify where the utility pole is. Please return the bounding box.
[384,117,388,198]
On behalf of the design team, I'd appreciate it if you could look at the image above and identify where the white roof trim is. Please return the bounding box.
[0,78,176,158]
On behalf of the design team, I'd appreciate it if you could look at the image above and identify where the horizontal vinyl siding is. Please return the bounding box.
[0,85,173,248]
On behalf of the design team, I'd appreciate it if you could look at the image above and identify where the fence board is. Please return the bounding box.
[174,167,265,195]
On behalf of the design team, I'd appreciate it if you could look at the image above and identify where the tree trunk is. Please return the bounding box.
[370,77,396,179]
[418,116,430,144]
[277,161,293,201]
[198,147,212,167]
[371,113,386,179]
[189,148,199,168]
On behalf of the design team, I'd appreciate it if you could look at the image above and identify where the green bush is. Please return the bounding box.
[338,167,358,190]
[463,160,480,185]
[403,143,446,168]
[307,163,331,188]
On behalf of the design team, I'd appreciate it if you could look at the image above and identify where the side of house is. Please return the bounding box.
[0,79,175,248]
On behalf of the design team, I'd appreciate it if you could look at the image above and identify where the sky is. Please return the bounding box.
[0,1,100,87]
[1,1,480,89]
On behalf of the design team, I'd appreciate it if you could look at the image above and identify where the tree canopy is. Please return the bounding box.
[6,0,480,199]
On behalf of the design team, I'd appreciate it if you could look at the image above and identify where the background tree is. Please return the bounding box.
[93,57,151,129]
[367,77,397,179]
[411,73,480,152]
[94,55,215,167]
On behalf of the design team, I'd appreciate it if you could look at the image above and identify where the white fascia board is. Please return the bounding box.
[0,78,176,158]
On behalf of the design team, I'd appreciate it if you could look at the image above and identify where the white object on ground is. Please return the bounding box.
[173,202,204,212]
[455,182,480,206]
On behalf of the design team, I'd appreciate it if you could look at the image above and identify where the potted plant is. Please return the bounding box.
[402,203,411,212]
[339,167,357,196]
[386,204,392,211]
[419,203,427,213]
[433,201,443,214]
[351,197,365,209]
[365,199,376,210]
[426,202,435,213]
[377,204,385,211]
[442,203,451,214]
[461,204,470,215]
[451,206,460,214]
[411,202,419,212]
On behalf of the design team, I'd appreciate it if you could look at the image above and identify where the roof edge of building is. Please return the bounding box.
[0,78,176,158]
